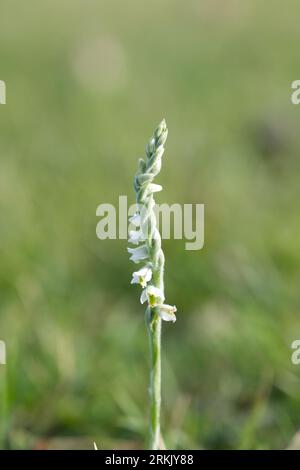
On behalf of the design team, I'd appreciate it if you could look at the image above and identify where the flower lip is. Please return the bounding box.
[129,213,141,227]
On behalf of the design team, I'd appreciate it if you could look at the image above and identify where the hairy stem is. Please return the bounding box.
[129,120,175,450]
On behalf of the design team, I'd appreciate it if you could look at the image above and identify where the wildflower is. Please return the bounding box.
[140,285,164,307]
[158,304,177,322]
[128,229,145,245]
[129,212,141,226]
[127,244,149,263]
[128,120,177,449]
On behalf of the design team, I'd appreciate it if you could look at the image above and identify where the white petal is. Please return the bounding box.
[129,230,141,239]
[131,273,139,284]
[159,310,176,322]
[147,286,163,298]
[127,245,148,263]
[135,267,147,276]
[146,285,164,307]
[155,145,165,160]
[131,266,152,288]
[128,229,144,245]
[129,213,141,226]
[148,183,163,193]
[136,266,150,277]
[144,268,152,283]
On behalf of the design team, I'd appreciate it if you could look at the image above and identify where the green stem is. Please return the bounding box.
[147,310,162,450]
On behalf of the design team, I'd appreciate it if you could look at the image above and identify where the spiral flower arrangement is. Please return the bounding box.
[128,119,177,449]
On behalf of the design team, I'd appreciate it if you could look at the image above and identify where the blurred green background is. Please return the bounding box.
[1,0,300,450]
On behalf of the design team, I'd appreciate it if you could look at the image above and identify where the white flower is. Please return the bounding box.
[131,266,152,288]
[158,304,177,322]
[127,245,149,263]
[154,145,165,160]
[140,285,164,306]
[128,229,145,245]
[147,183,163,193]
[129,213,141,227]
